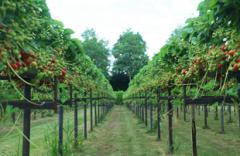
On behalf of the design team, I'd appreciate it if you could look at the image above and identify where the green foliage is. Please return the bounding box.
[0,1,114,102]
[81,28,110,77]
[112,29,149,80]
[115,91,124,105]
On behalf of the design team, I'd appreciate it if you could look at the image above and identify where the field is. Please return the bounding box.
[2,105,239,156]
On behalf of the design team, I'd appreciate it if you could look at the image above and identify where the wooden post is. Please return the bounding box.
[183,84,187,122]
[168,85,173,153]
[74,93,78,146]
[22,81,31,156]
[236,73,240,129]
[198,106,200,116]
[98,99,100,123]
[84,92,87,139]
[228,105,232,123]
[203,105,209,129]
[157,88,161,141]
[150,104,153,131]
[215,106,218,120]
[94,101,97,126]
[191,104,197,156]
[145,91,148,127]
[90,89,93,131]
[220,102,225,133]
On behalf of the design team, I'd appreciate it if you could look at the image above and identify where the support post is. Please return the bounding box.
[145,91,148,127]
[203,105,209,129]
[90,89,93,131]
[183,84,187,122]
[22,81,31,156]
[74,93,78,146]
[192,104,197,156]
[168,85,173,154]
[157,88,161,141]
[84,92,87,139]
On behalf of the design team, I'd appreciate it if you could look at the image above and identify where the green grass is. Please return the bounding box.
[0,108,92,156]
[143,106,240,156]
[76,106,165,156]
[0,106,239,156]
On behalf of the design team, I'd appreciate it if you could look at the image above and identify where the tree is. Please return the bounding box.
[112,29,149,81]
[81,28,110,77]
[110,73,129,91]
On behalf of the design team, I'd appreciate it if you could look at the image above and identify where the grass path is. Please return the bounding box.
[77,106,165,156]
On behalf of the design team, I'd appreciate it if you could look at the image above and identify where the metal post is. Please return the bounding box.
[90,89,93,131]
[22,81,31,156]
[84,92,87,139]
[94,101,97,126]
[145,91,148,127]
[168,85,173,154]
[157,88,161,140]
[74,93,78,146]
[192,104,197,156]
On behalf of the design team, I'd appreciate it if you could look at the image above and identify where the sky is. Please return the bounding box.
[46,0,203,58]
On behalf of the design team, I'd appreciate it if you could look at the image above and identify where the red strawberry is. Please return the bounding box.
[228,50,236,56]
[11,63,18,70]
[20,50,36,60]
[61,68,67,77]
[224,51,229,55]
[217,64,223,69]
[221,44,226,51]
[233,64,239,72]
[16,61,21,68]
[23,59,31,66]
[181,69,188,75]
[235,58,240,63]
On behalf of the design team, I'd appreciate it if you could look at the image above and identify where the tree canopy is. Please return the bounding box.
[81,28,110,77]
[112,29,149,81]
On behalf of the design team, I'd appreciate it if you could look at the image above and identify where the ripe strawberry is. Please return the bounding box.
[23,59,31,66]
[181,69,188,75]
[16,61,21,68]
[221,44,226,51]
[11,63,18,70]
[61,68,67,77]
[233,64,239,72]
[224,51,229,55]
[217,63,223,69]
[228,50,236,56]
[20,50,36,60]
[235,58,240,63]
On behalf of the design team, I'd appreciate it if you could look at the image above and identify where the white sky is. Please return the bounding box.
[46,0,202,58]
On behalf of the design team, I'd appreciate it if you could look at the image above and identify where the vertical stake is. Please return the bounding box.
[90,89,93,131]
[74,93,78,146]
[58,87,63,156]
[84,92,87,139]
[157,88,161,141]
[192,103,197,156]
[168,84,173,154]
[145,91,148,127]
[22,80,31,156]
